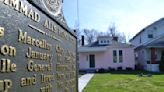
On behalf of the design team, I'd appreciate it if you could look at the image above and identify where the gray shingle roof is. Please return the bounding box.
[90,41,109,47]
[84,41,133,48]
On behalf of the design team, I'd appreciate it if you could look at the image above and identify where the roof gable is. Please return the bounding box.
[130,18,164,42]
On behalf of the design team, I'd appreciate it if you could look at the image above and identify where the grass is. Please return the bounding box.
[83,71,164,92]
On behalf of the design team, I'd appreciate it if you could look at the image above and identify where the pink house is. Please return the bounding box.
[78,36,135,72]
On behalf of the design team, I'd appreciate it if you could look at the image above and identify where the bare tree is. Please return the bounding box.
[117,32,126,43]
[107,23,127,43]
[107,23,117,37]
[74,20,82,46]
[83,29,98,45]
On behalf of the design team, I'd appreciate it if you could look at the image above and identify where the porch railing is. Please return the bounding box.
[147,60,160,64]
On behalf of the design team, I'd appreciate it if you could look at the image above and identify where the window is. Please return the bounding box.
[107,40,110,43]
[86,55,88,61]
[153,27,157,30]
[113,50,123,63]
[140,36,142,43]
[113,50,117,63]
[119,50,123,63]
[147,30,154,38]
[148,34,153,38]
[89,55,95,68]
[101,40,103,43]
[104,40,106,43]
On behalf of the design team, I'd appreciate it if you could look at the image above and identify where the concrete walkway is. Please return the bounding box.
[78,74,94,92]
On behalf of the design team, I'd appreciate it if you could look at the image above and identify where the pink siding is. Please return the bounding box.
[78,47,135,70]
[79,54,86,69]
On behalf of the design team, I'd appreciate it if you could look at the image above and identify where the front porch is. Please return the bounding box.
[146,47,164,72]
[146,64,159,72]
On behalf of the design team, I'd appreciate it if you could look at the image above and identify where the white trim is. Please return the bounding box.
[78,47,107,52]
[113,50,123,64]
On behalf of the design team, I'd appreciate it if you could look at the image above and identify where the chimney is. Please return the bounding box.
[73,29,77,36]
[113,36,118,42]
[73,29,76,33]
[82,35,84,46]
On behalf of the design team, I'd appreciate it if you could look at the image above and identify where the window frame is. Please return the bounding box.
[113,50,123,63]
[148,34,153,38]
[119,50,123,63]
[113,50,117,63]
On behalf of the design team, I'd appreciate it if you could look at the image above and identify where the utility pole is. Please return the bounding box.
[76,0,80,31]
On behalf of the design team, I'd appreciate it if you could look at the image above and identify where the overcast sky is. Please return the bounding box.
[63,0,164,40]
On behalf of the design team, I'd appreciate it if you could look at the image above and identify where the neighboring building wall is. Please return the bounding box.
[136,48,148,69]
[131,29,155,47]
[155,20,164,36]
[156,49,162,61]
[130,18,164,72]
[130,36,140,47]
[131,19,164,47]
[156,26,164,38]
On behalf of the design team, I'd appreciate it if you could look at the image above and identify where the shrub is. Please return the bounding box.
[110,68,116,71]
[98,68,107,73]
[107,67,112,71]
[107,67,116,72]
[135,63,144,70]
[108,67,112,71]
[159,51,164,72]
[79,69,87,74]
[117,66,122,70]
[126,67,133,71]
[159,61,164,71]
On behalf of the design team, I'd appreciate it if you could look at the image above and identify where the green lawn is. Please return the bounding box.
[83,71,164,92]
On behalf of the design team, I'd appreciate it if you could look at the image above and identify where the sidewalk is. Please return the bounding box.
[78,74,94,92]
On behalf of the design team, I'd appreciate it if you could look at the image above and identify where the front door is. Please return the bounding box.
[89,55,95,68]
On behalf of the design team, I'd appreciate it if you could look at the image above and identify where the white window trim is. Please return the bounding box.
[113,50,123,64]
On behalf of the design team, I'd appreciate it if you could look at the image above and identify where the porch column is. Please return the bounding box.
[151,48,156,64]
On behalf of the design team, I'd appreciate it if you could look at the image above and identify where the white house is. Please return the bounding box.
[130,18,164,72]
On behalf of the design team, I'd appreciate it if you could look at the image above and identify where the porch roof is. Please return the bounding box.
[147,41,164,48]
[135,35,164,50]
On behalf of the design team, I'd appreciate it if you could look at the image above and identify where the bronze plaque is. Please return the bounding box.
[0,0,77,92]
